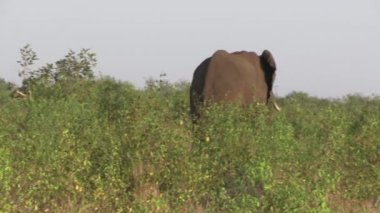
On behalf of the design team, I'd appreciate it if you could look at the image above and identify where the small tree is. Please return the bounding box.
[16,45,97,97]
[17,44,39,89]
[53,49,96,82]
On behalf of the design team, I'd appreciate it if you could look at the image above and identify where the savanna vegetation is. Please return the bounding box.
[0,46,379,212]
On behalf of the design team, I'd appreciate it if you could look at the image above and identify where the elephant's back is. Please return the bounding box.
[203,50,267,104]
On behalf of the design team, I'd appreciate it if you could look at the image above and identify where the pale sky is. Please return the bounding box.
[1,0,379,97]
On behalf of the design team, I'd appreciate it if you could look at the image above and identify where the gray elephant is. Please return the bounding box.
[190,49,281,121]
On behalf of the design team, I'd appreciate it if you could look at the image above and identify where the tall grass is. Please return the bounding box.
[0,78,379,212]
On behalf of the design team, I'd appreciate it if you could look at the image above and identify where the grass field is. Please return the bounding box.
[0,77,379,212]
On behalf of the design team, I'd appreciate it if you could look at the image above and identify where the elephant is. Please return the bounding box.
[189,49,281,121]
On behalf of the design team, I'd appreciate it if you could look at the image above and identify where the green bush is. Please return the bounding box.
[1,48,379,211]
[1,79,379,212]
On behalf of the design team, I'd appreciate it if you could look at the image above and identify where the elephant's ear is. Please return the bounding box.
[260,50,277,100]
[260,50,276,72]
